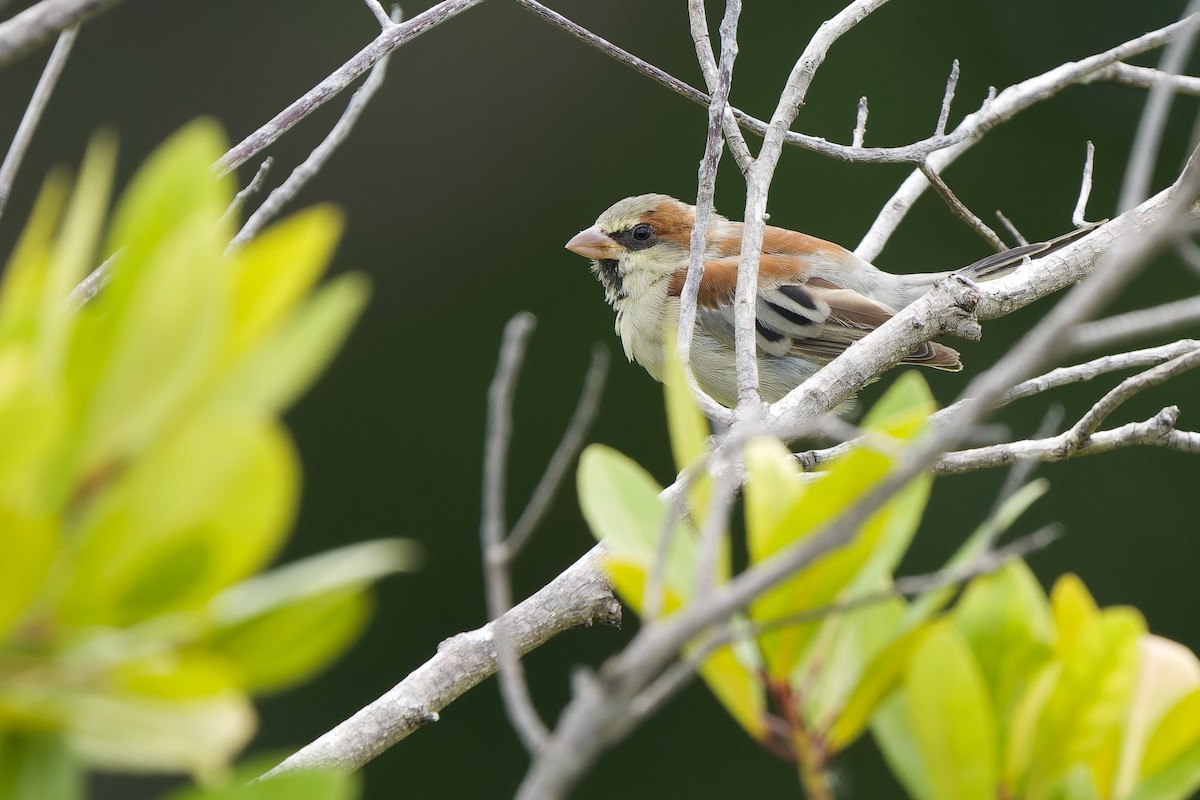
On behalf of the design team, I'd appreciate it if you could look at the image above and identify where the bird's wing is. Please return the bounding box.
[668,255,961,371]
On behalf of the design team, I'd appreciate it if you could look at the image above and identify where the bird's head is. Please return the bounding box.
[566,194,711,305]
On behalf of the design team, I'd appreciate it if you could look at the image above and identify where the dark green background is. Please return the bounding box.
[1,0,1198,797]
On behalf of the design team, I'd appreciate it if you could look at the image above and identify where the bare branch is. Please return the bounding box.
[229,8,399,248]
[0,0,120,68]
[686,0,753,172]
[935,59,960,137]
[481,313,550,755]
[937,407,1200,473]
[217,0,488,175]
[678,0,742,426]
[261,546,620,778]
[1071,295,1200,352]
[1073,140,1096,226]
[918,160,1007,249]
[1120,0,1200,211]
[65,250,117,310]
[1065,348,1200,443]
[796,340,1200,471]
[0,23,76,221]
[857,14,1199,261]
[363,0,394,28]
[1093,61,1200,95]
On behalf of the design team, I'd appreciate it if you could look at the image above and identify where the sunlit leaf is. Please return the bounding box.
[164,763,359,800]
[905,622,997,800]
[226,206,343,357]
[64,690,254,779]
[0,172,69,344]
[208,274,369,416]
[1050,573,1099,657]
[873,690,936,800]
[828,615,933,753]
[578,445,695,605]
[661,324,712,523]
[1004,662,1062,795]
[62,415,298,625]
[953,560,1054,734]
[1024,608,1144,798]
[0,508,58,638]
[694,632,767,740]
[1141,687,1200,783]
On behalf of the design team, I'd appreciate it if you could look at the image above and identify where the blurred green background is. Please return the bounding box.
[1,0,1197,797]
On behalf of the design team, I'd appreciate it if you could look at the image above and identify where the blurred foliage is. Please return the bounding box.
[579,352,1200,799]
[0,121,417,799]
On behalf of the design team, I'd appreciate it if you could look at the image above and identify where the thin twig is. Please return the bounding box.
[935,59,960,136]
[219,157,273,225]
[853,96,868,147]
[0,0,119,68]
[65,250,117,310]
[230,6,400,248]
[995,210,1029,246]
[678,0,742,426]
[0,23,77,221]
[1064,348,1200,444]
[364,0,394,28]
[217,0,488,174]
[686,0,753,173]
[1071,296,1200,351]
[1120,0,1200,211]
[857,14,1198,261]
[938,407,1200,472]
[917,160,1007,250]
[1093,61,1200,95]
[506,344,609,556]
[481,313,550,755]
[1073,140,1097,226]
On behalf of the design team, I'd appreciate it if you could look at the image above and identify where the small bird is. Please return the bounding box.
[566,194,1096,407]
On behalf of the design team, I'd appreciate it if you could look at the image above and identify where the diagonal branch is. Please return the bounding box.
[0,0,118,68]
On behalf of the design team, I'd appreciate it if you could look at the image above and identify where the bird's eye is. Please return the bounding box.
[632,224,653,241]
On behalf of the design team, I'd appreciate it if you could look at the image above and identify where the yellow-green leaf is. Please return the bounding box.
[695,635,766,740]
[226,206,343,357]
[578,445,695,605]
[0,508,58,638]
[1025,608,1145,798]
[209,273,369,416]
[905,622,998,800]
[1142,687,1200,780]
[1051,573,1099,656]
[0,731,82,800]
[62,415,298,625]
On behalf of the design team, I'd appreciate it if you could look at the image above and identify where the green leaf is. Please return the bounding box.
[873,690,936,800]
[0,171,69,344]
[0,731,82,800]
[694,631,767,740]
[64,690,254,779]
[661,328,713,530]
[748,373,934,680]
[953,560,1054,735]
[743,435,804,564]
[905,622,998,800]
[1141,688,1200,784]
[1004,662,1062,794]
[226,206,343,357]
[207,590,371,694]
[578,445,695,609]
[800,596,904,749]
[1024,608,1145,798]
[208,273,369,416]
[0,507,58,638]
[164,765,359,800]
[1050,573,1099,657]
[62,415,298,625]
[828,618,933,753]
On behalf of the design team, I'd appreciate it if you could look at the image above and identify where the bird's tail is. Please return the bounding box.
[955,220,1104,282]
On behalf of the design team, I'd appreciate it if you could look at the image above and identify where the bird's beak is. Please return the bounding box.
[565,226,618,259]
